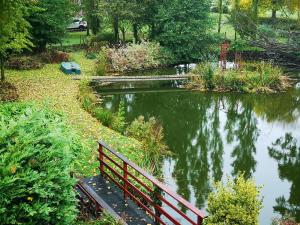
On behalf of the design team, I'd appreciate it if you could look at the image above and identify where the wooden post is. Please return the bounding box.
[123,162,128,200]
[98,144,104,174]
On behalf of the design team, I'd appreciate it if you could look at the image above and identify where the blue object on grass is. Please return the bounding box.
[60,62,81,75]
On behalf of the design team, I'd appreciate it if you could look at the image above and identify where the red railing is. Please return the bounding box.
[98,140,204,225]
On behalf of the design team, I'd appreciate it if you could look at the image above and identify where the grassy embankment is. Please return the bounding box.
[6,51,143,177]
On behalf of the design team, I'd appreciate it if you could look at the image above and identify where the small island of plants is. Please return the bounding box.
[188,61,291,93]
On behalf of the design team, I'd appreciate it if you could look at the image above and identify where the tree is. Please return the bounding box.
[28,0,74,51]
[218,0,224,33]
[0,0,33,81]
[154,0,214,62]
[83,0,101,35]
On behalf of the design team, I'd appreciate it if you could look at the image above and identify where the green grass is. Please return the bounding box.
[61,31,88,46]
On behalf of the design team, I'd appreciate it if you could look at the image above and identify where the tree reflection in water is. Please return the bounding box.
[269,133,300,222]
[98,81,300,219]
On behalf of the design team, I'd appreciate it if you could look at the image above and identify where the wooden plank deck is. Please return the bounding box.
[79,175,154,225]
[73,74,194,82]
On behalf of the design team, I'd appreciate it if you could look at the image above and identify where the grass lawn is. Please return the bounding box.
[5,51,142,177]
[61,31,88,46]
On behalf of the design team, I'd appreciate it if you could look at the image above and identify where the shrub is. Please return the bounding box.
[40,50,70,63]
[95,47,108,76]
[111,100,126,134]
[91,107,113,127]
[126,116,168,171]
[6,56,44,70]
[0,82,19,102]
[205,174,262,225]
[105,42,162,73]
[0,102,78,225]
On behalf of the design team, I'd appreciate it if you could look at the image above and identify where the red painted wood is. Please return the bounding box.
[98,140,204,225]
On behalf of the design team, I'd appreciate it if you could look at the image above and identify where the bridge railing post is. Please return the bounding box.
[98,144,104,174]
[123,161,128,200]
[197,215,203,225]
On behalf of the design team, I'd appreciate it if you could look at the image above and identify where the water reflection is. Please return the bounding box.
[98,82,300,224]
[269,133,300,222]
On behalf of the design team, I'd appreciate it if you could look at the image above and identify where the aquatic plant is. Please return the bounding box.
[190,61,289,93]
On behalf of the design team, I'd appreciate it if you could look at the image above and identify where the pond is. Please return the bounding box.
[93,67,300,225]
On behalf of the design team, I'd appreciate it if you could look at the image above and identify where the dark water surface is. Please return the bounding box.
[94,69,300,225]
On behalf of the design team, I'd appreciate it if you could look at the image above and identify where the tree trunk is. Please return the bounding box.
[271,9,276,22]
[0,56,5,82]
[87,26,90,36]
[113,16,119,42]
[133,23,139,43]
[218,0,223,34]
[120,27,126,43]
[252,0,259,24]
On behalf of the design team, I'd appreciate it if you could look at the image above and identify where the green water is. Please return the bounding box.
[94,71,300,224]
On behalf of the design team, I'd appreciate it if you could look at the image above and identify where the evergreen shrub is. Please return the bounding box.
[0,102,78,224]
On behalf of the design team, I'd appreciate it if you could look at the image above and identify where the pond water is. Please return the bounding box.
[93,67,300,225]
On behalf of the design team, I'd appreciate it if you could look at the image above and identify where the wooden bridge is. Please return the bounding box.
[77,140,204,225]
[73,74,194,82]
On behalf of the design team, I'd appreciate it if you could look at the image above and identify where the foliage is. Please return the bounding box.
[6,52,142,177]
[95,47,109,76]
[0,82,19,102]
[40,50,70,64]
[0,0,34,81]
[83,0,101,35]
[105,42,162,73]
[91,107,113,127]
[111,100,126,134]
[153,0,214,62]
[0,102,78,224]
[190,61,288,93]
[126,116,168,170]
[28,0,74,51]
[6,56,44,70]
[205,174,262,225]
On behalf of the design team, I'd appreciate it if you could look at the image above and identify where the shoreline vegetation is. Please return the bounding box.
[187,61,292,93]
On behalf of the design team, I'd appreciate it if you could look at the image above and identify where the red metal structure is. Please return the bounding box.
[97,140,205,225]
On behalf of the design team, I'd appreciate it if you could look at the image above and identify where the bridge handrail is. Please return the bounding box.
[98,140,204,225]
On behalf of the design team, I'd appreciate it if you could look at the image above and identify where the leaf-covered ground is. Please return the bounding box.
[6,51,142,176]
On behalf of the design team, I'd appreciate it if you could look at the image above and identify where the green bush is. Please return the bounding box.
[91,107,113,127]
[111,100,126,134]
[0,102,78,225]
[95,47,108,76]
[205,174,262,225]
[79,80,98,111]
[126,116,168,170]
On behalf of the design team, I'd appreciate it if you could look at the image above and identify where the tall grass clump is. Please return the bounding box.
[111,100,126,134]
[190,61,288,93]
[0,102,78,225]
[205,174,262,225]
[126,116,169,173]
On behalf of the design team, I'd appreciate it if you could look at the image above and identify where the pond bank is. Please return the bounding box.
[5,51,143,177]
